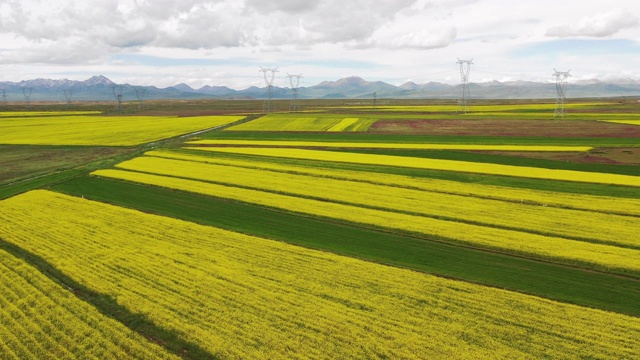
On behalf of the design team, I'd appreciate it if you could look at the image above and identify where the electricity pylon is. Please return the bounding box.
[63,89,74,108]
[553,69,571,118]
[22,87,33,110]
[287,73,302,112]
[111,85,123,113]
[456,58,473,114]
[260,67,279,113]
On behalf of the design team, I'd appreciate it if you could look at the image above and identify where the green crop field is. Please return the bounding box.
[1,99,639,358]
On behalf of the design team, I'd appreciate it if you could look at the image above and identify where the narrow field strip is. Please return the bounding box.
[187,147,640,187]
[148,150,640,216]
[92,169,640,276]
[326,118,361,132]
[0,248,178,359]
[117,156,640,249]
[0,115,245,146]
[187,139,593,152]
[603,120,640,126]
[1,190,638,359]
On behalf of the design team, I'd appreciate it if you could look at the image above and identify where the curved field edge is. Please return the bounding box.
[90,168,640,278]
[1,190,638,359]
[0,245,182,359]
[51,176,640,317]
[186,147,640,187]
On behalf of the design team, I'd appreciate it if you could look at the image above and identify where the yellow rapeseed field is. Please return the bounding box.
[603,120,640,126]
[1,190,638,359]
[92,169,640,275]
[0,115,244,146]
[116,155,639,249]
[326,118,361,131]
[0,249,177,359]
[188,147,640,187]
[148,149,640,216]
[187,139,593,152]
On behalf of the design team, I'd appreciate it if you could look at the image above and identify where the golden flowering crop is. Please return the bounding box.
[187,139,593,152]
[326,117,361,131]
[115,155,640,249]
[188,147,640,187]
[603,120,640,126]
[1,190,638,359]
[0,111,102,117]
[0,248,177,359]
[225,115,340,131]
[224,114,375,132]
[149,149,640,216]
[92,169,640,276]
[0,115,244,146]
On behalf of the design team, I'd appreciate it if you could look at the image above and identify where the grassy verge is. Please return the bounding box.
[52,176,640,317]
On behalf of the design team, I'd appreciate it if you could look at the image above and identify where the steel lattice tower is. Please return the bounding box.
[111,85,123,113]
[287,73,302,112]
[1,89,7,107]
[22,87,33,110]
[456,58,473,114]
[553,69,571,118]
[260,67,279,113]
[134,86,147,110]
[63,89,74,108]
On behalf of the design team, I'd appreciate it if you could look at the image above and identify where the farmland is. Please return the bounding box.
[1,99,639,358]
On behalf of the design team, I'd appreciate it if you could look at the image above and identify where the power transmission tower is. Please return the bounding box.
[111,85,123,113]
[372,92,377,111]
[286,73,302,112]
[63,89,74,108]
[260,67,278,113]
[22,87,33,110]
[134,86,147,110]
[553,69,571,118]
[456,58,473,114]
[1,89,7,108]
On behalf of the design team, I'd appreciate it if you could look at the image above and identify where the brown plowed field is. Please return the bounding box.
[369,119,640,138]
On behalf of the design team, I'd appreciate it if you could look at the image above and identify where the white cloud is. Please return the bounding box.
[546,8,639,38]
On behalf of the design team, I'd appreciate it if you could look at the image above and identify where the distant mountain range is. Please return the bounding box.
[1,75,639,102]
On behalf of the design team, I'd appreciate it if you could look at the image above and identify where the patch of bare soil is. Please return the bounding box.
[369,119,640,138]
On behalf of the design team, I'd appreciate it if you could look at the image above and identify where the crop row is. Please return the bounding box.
[187,139,593,152]
[92,168,640,276]
[188,147,640,187]
[0,248,176,359]
[148,149,640,216]
[116,155,639,249]
[1,190,638,359]
[0,115,244,146]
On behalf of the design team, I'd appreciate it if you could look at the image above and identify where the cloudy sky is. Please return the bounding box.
[1,0,639,89]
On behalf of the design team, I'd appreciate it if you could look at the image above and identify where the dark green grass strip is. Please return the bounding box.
[199,131,640,147]
[338,149,640,176]
[52,177,640,317]
[0,237,218,360]
[176,148,640,199]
